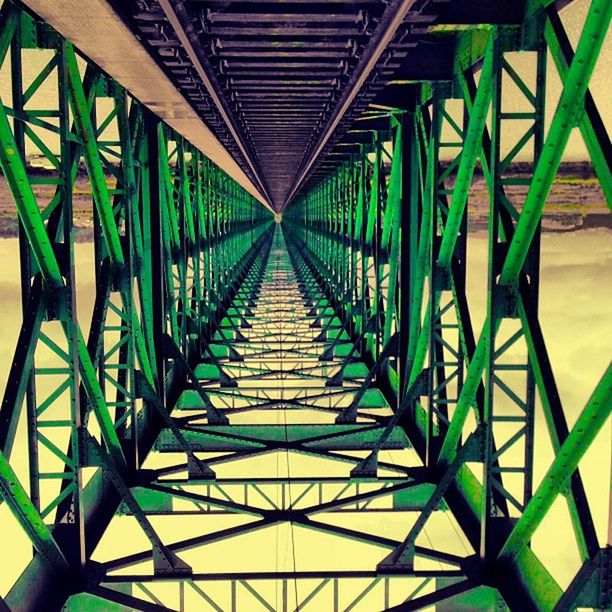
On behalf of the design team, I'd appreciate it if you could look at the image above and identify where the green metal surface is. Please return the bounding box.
[0,0,609,610]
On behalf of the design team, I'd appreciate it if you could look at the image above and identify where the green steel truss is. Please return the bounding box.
[284,2,611,609]
[0,0,610,611]
[0,2,272,607]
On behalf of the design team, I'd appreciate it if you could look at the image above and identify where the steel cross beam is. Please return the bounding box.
[64,224,474,611]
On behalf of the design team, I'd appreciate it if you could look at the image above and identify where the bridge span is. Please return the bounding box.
[0,0,610,610]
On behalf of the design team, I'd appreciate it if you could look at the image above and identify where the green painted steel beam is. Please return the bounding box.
[544,6,612,207]
[382,118,402,345]
[499,0,611,286]
[498,362,611,562]
[1,1,608,610]
[452,27,494,77]
[437,31,494,269]
[439,0,610,466]
[0,449,68,570]
[518,292,599,562]
[437,325,489,466]
[0,89,127,471]
[65,44,125,267]
[0,99,64,286]
[156,424,409,452]
[0,3,18,70]
[0,4,274,606]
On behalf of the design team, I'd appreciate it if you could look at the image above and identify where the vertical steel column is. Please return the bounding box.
[480,26,545,560]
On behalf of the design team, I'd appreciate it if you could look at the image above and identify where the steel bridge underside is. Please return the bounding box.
[0,0,610,610]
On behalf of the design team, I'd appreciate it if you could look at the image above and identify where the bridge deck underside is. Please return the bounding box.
[69,226,490,611]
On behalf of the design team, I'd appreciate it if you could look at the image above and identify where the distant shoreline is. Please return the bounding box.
[0,161,608,240]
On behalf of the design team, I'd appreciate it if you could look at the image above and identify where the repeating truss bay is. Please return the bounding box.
[84,225,474,610]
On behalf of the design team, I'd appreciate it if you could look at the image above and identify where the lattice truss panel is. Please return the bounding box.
[0,0,609,611]
[283,2,611,608]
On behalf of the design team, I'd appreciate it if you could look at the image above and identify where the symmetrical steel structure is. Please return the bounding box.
[0,0,610,610]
